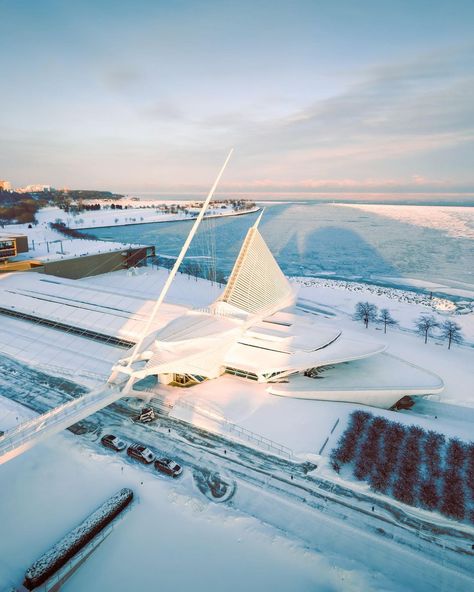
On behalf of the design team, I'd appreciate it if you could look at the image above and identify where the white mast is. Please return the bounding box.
[124,149,233,373]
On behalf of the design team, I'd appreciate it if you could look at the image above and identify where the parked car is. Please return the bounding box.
[132,406,155,424]
[154,457,183,478]
[127,443,156,464]
[101,434,127,452]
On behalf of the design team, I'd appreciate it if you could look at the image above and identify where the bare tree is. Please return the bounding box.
[440,320,464,349]
[354,301,378,328]
[378,308,398,334]
[415,314,439,344]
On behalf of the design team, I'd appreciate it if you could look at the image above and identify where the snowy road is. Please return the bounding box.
[0,353,473,591]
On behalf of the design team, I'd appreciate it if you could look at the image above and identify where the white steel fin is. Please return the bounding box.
[219,224,295,315]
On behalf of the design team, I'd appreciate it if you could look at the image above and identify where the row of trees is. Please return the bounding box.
[415,315,463,348]
[354,302,397,333]
[330,411,473,521]
[353,301,464,348]
[53,197,256,216]
[49,221,96,240]
[0,191,47,225]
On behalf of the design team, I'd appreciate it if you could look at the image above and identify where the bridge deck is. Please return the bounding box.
[0,386,123,465]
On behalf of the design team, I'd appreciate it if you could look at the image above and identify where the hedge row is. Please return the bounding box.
[24,488,133,589]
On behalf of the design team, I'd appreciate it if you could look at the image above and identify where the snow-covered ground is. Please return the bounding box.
[0,396,398,592]
[37,202,260,231]
[0,263,473,590]
[294,276,474,346]
[2,213,143,264]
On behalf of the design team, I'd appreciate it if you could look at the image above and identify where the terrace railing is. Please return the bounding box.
[173,397,293,459]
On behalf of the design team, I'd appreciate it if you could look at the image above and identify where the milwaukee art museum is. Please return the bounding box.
[110,213,443,410]
[0,153,446,467]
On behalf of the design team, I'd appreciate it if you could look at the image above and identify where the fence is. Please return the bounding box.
[173,397,293,459]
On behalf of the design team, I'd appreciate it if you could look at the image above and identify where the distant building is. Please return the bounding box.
[18,184,52,193]
[0,233,29,263]
[0,180,12,191]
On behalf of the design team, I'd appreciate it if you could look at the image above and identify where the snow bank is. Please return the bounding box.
[23,488,133,589]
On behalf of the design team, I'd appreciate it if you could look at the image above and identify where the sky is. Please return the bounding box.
[1,0,473,199]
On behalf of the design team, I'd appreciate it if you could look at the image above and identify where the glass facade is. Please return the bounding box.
[0,239,16,262]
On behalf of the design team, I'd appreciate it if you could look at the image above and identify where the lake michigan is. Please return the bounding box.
[88,202,474,298]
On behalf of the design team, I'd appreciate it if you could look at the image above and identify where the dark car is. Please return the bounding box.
[101,434,128,452]
[154,457,183,478]
[127,443,156,464]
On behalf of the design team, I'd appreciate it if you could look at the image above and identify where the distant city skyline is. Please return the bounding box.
[1,0,473,199]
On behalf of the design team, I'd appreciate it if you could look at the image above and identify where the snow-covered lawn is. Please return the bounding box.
[32,203,259,232]
[3,213,141,264]
[293,276,473,333]
[0,266,473,446]
[0,396,386,592]
[58,203,260,230]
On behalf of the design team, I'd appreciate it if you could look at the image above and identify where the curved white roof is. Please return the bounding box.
[154,310,240,344]
[268,353,444,407]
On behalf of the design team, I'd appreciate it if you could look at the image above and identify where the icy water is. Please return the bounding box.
[89,203,474,295]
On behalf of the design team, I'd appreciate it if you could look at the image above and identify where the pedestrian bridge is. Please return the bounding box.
[0,386,123,465]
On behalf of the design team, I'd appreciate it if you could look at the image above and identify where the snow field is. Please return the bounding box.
[0,397,384,592]
[2,396,472,592]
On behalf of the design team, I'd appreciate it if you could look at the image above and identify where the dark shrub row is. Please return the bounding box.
[354,417,388,482]
[330,410,371,470]
[392,426,424,506]
[330,411,473,523]
[369,422,405,494]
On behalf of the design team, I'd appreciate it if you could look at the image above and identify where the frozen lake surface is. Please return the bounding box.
[89,203,474,296]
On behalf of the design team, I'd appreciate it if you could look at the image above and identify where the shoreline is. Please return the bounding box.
[290,274,474,304]
[291,276,471,313]
[74,206,261,231]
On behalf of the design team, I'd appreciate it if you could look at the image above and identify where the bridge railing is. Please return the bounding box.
[0,387,120,457]
[0,388,106,441]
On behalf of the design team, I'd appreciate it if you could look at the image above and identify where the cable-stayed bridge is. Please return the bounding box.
[0,151,233,466]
